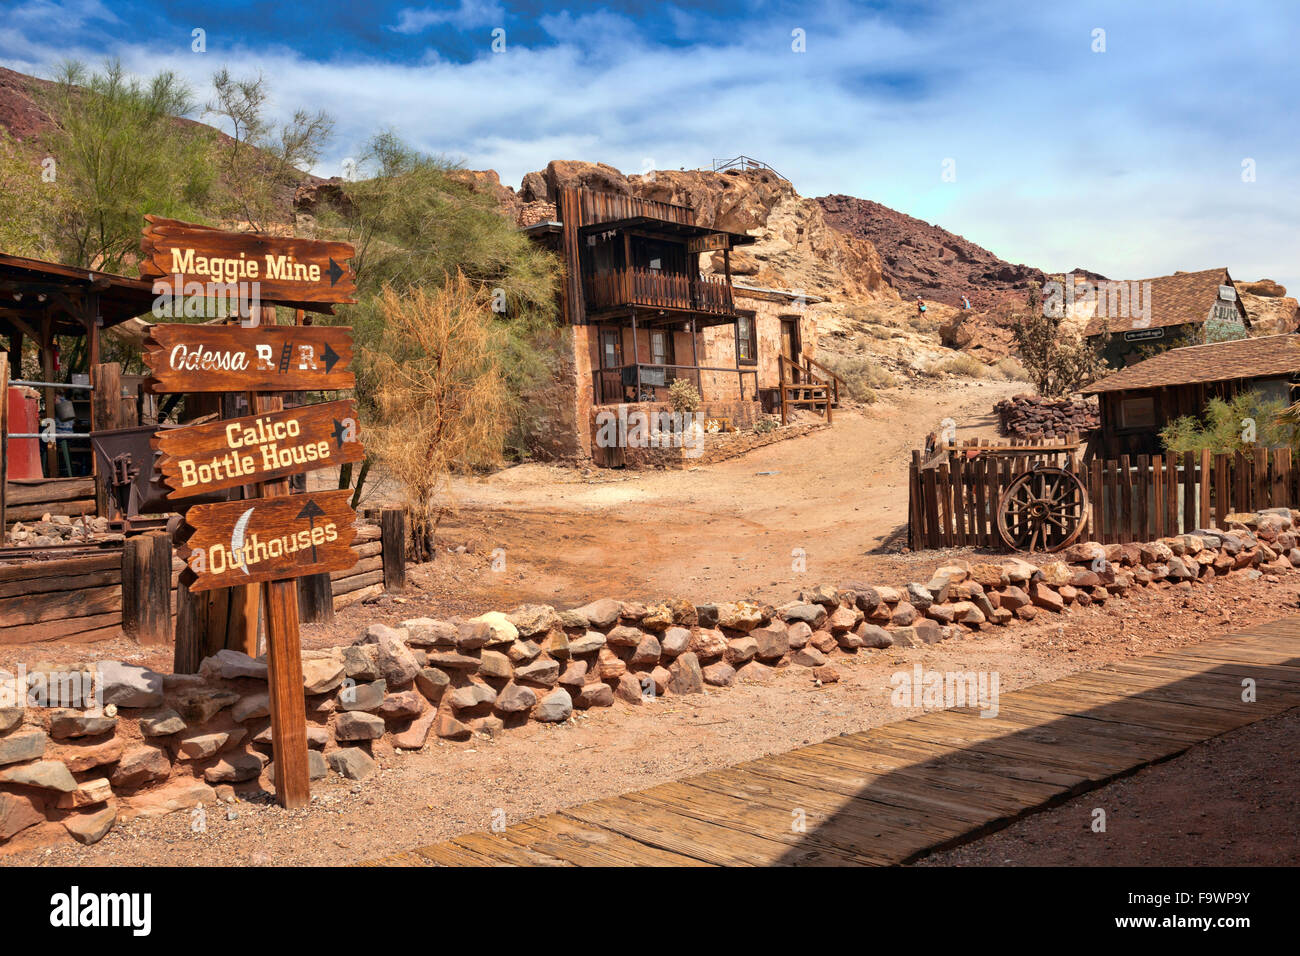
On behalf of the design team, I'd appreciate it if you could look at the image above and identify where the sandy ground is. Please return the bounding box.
[4,569,1296,866]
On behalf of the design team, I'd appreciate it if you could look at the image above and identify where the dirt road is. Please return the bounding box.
[396,379,1023,611]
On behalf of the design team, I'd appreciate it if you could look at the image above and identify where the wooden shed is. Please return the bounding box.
[1080,333,1300,458]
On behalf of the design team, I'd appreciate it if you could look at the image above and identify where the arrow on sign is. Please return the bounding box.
[327,257,344,286]
[296,498,326,561]
[321,341,341,374]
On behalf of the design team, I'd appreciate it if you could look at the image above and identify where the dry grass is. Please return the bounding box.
[925,353,987,378]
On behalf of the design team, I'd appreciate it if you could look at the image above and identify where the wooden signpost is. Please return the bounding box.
[143,324,355,393]
[154,400,362,498]
[139,215,357,309]
[143,221,360,809]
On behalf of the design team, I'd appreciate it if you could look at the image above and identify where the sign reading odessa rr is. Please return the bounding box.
[154,399,363,499]
[180,489,357,591]
[144,323,355,393]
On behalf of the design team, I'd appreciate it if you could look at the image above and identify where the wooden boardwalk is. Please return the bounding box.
[365,618,1300,867]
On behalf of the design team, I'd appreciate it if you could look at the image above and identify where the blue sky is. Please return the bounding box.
[2,0,1298,290]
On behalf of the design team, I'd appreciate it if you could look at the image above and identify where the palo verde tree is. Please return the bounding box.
[40,59,215,272]
[1011,285,1109,397]
[364,275,511,560]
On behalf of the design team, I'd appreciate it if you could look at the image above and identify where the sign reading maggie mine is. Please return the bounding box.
[139,215,357,308]
[155,400,363,499]
[143,323,355,393]
[180,489,358,591]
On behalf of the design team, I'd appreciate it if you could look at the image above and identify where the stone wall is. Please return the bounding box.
[3,507,1298,848]
[995,394,1099,439]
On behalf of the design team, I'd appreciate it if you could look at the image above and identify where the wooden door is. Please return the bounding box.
[780,317,801,382]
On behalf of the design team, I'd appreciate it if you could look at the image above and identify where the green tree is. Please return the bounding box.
[0,129,58,258]
[1162,390,1299,455]
[40,59,215,272]
[1012,287,1109,397]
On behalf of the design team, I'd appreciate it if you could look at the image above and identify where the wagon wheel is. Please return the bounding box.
[996,466,1090,553]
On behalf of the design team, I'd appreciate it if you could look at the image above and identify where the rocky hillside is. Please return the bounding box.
[816,193,1045,310]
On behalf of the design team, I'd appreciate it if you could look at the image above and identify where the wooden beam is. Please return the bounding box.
[0,353,7,531]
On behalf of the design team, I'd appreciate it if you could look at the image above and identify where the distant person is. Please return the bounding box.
[916,295,926,316]
[962,295,971,310]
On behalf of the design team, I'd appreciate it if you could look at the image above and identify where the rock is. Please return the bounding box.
[400,618,458,648]
[810,630,838,653]
[340,645,381,681]
[179,731,240,760]
[630,634,661,666]
[545,630,570,659]
[455,621,492,651]
[615,673,645,705]
[558,661,588,691]
[376,691,426,720]
[1030,582,1065,612]
[606,625,644,647]
[435,713,472,740]
[715,601,764,632]
[172,688,240,724]
[449,683,497,710]
[1062,540,1106,564]
[107,745,171,790]
[891,602,919,626]
[117,779,215,821]
[534,689,574,723]
[0,792,45,840]
[812,665,840,684]
[735,660,775,683]
[791,646,826,667]
[59,738,123,773]
[783,603,827,628]
[495,682,538,714]
[516,658,561,687]
[297,657,344,695]
[724,636,758,665]
[0,759,76,791]
[392,709,438,749]
[827,605,859,632]
[508,640,543,664]
[750,623,789,660]
[0,707,22,734]
[576,682,614,708]
[338,678,387,712]
[199,649,267,681]
[63,806,116,845]
[96,660,165,708]
[668,652,705,694]
[426,650,480,671]
[856,622,893,648]
[950,601,986,625]
[0,730,46,766]
[785,621,812,649]
[56,777,113,809]
[835,628,864,649]
[905,583,934,611]
[702,661,736,687]
[641,604,674,631]
[204,751,265,784]
[470,650,510,681]
[335,711,385,741]
[649,666,673,695]
[695,603,720,628]
[328,747,376,780]
[471,715,505,737]
[266,750,328,784]
[506,604,559,638]
[802,583,840,606]
[469,611,519,646]
[689,627,728,660]
[573,598,622,629]
[917,619,946,644]
[659,626,691,656]
[597,648,626,680]
[372,634,420,687]
[567,631,607,656]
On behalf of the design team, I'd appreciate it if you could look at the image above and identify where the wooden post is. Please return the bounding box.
[40,312,56,478]
[297,572,335,624]
[174,580,208,674]
[92,362,123,518]
[122,533,172,644]
[381,508,407,592]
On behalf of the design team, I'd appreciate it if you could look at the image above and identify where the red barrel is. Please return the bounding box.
[6,385,41,479]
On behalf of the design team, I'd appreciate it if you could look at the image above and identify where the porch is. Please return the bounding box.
[592,362,759,406]
[584,267,734,316]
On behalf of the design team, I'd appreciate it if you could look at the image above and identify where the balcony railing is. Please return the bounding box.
[584,267,735,315]
[592,363,757,406]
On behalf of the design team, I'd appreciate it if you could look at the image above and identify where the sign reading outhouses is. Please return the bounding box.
[141,218,360,809]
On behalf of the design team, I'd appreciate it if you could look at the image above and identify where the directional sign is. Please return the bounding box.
[154,400,363,499]
[143,323,355,393]
[139,215,356,309]
[179,489,358,591]
[1123,327,1165,343]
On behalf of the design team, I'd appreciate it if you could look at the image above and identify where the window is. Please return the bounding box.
[736,313,757,364]
[650,329,671,367]
[601,329,621,369]
[1118,396,1156,430]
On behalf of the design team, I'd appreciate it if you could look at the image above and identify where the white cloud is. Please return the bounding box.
[390,0,505,35]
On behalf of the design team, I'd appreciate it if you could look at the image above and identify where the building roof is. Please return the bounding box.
[1083,267,1240,337]
[1081,333,1300,394]
[0,251,158,337]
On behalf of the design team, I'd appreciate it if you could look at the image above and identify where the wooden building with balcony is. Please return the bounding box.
[525,186,836,462]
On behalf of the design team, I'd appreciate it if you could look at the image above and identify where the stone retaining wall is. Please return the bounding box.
[3,507,1298,848]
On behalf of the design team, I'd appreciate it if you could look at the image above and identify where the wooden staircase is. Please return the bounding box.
[778,354,842,425]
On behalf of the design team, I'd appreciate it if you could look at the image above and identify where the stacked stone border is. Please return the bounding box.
[2,507,1297,848]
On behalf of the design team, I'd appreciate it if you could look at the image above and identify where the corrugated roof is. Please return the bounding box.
[1081,333,1300,394]
[1082,267,1241,337]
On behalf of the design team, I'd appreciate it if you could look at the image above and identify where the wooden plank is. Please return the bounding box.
[1254,446,1268,510]
[381,508,406,592]
[937,462,954,548]
[1134,455,1149,542]
[143,324,356,394]
[0,611,122,644]
[921,465,940,550]
[1118,454,1132,543]
[1213,453,1228,527]
[1088,458,1103,541]
[506,815,715,868]
[1166,452,1180,535]
[1199,448,1212,529]
[0,353,7,531]
[1152,454,1165,539]
[0,584,119,627]
[1182,450,1196,534]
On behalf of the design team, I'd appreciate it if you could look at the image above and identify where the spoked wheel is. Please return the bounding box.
[996,467,1090,553]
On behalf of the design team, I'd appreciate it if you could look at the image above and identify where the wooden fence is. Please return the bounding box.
[908,442,1300,551]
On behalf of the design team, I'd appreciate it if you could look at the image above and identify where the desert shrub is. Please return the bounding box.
[926,353,986,378]
[989,356,1030,381]
[1011,288,1108,397]
[668,378,701,413]
[754,417,778,434]
[1163,390,1298,455]
[364,274,510,561]
[817,352,896,400]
